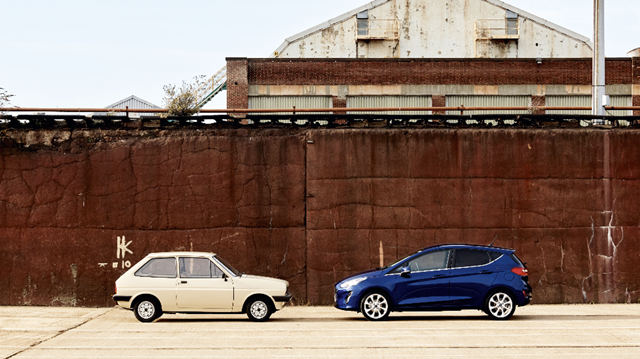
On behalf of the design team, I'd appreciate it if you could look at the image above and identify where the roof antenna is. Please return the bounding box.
[489,235,498,247]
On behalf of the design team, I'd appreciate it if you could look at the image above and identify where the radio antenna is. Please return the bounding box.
[489,235,498,247]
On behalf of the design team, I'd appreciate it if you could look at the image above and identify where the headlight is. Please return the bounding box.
[339,277,368,289]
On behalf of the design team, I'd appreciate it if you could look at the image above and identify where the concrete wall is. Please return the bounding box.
[2,127,640,307]
[276,0,592,59]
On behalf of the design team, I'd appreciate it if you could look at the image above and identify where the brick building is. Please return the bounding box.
[227,57,640,116]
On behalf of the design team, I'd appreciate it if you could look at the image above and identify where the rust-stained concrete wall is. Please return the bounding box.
[0,129,307,307]
[1,127,640,307]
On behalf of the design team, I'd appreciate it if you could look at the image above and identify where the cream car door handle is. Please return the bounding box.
[180,281,188,284]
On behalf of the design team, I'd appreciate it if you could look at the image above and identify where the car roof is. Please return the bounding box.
[423,244,514,253]
[146,252,217,257]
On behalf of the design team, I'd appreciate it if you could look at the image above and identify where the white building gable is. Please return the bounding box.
[274,0,593,59]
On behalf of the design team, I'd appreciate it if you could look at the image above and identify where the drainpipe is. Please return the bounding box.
[592,0,606,117]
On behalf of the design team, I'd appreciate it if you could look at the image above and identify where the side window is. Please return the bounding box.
[135,258,177,278]
[453,250,491,268]
[406,250,450,272]
[211,262,224,278]
[179,257,214,278]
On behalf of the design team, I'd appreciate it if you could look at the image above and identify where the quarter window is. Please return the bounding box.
[453,250,491,268]
[135,258,177,278]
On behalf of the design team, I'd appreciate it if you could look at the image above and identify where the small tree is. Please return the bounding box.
[0,87,14,109]
[162,76,206,117]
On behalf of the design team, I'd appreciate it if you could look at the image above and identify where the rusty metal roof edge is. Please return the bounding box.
[484,0,593,49]
[271,0,391,58]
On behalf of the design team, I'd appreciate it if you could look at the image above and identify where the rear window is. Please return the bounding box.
[453,250,491,268]
[135,258,177,278]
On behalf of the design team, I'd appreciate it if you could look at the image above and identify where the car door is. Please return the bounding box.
[448,249,498,306]
[176,257,234,310]
[392,249,451,308]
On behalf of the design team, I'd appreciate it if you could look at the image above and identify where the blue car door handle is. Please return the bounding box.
[479,270,492,274]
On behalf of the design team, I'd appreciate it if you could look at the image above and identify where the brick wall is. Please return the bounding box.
[432,95,446,114]
[531,96,546,114]
[227,58,249,110]
[332,97,347,115]
[241,58,633,86]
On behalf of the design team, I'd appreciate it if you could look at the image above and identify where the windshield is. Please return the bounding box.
[213,255,242,277]
[381,249,424,270]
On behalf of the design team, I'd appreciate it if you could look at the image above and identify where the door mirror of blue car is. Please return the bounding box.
[400,266,411,277]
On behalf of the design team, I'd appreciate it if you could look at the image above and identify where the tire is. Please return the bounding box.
[133,298,162,323]
[246,297,273,322]
[484,291,516,320]
[360,292,391,321]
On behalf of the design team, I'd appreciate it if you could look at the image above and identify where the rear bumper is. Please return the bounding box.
[112,295,132,303]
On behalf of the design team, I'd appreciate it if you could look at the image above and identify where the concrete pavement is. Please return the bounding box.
[2,304,640,358]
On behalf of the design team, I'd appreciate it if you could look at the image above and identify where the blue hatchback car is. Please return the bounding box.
[334,244,532,320]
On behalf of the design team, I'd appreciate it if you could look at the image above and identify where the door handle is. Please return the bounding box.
[181,281,188,284]
[479,270,492,274]
[432,274,447,279]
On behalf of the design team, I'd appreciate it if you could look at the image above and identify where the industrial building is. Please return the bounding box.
[218,0,639,116]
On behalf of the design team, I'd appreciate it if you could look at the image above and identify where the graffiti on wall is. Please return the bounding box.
[98,236,133,269]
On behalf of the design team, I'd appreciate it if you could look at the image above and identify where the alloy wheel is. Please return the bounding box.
[487,292,514,319]
[362,293,389,320]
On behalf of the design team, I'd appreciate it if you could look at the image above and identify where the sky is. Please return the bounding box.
[2,0,639,110]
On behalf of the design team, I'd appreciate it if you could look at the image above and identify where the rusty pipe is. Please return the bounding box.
[1,106,640,114]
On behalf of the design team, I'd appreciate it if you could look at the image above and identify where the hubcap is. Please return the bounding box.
[488,293,513,318]
[138,301,155,320]
[363,294,388,319]
[250,301,268,319]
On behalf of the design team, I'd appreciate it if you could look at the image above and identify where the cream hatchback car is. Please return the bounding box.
[113,252,291,322]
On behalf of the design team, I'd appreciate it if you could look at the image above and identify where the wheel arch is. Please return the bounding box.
[241,293,276,314]
[357,286,395,309]
[131,293,163,312]
[484,286,518,305]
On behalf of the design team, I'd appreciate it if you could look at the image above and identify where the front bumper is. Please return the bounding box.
[273,292,293,302]
[334,288,359,311]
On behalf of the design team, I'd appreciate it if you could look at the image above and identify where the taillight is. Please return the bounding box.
[511,267,528,276]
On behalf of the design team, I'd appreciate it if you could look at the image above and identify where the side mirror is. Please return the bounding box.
[222,273,228,282]
[400,266,411,277]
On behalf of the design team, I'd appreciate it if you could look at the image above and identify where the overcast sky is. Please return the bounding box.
[2,0,638,109]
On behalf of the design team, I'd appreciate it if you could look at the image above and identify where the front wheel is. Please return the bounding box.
[134,298,162,323]
[246,298,273,321]
[484,291,516,320]
[360,292,391,321]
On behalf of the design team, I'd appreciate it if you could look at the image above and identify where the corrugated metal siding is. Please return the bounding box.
[347,96,432,114]
[546,96,632,116]
[249,96,332,115]
[446,96,531,115]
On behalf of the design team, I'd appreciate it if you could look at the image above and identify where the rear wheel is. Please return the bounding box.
[246,298,273,321]
[484,291,516,320]
[360,292,391,321]
[133,298,162,323]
